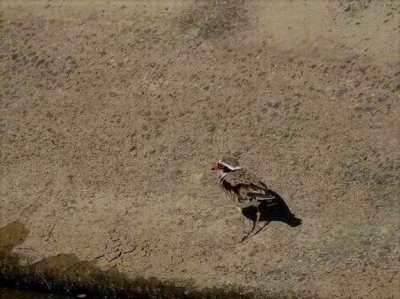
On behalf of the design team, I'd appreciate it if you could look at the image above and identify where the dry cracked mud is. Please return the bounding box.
[1,0,399,298]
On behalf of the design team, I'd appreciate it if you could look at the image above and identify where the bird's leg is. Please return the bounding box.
[253,220,270,236]
[253,208,261,234]
[239,203,261,243]
[239,210,260,243]
[239,222,256,243]
[256,208,261,224]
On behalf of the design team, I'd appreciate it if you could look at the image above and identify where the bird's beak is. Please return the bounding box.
[211,164,216,171]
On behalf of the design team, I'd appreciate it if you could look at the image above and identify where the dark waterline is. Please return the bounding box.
[0,287,74,299]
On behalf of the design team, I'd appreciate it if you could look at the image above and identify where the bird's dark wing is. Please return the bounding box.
[223,170,275,202]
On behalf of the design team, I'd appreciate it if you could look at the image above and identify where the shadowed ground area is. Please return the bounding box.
[0,0,399,298]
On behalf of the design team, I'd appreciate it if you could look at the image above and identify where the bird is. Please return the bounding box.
[211,156,278,241]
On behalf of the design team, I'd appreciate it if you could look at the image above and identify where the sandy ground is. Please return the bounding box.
[1,0,399,297]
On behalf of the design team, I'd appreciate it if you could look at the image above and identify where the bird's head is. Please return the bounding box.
[211,157,242,178]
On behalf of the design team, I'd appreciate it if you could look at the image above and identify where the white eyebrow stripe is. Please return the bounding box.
[230,166,242,170]
[220,161,242,171]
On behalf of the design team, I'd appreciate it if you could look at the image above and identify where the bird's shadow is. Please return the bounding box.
[241,190,302,227]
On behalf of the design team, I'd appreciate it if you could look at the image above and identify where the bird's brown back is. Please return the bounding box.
[221,169,271,201]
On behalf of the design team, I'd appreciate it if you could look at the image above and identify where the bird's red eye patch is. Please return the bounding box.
[212,162,223,171]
